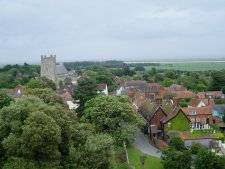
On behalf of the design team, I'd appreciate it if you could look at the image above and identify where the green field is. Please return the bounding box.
[127,146,163,169]
[131,61,225,71]
[113,146,163,169]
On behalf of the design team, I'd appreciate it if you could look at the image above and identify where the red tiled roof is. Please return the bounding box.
[134,98,145,106]
[62,91,73,101]
[173,90,196,99]
[124,80,147,85]
[169,84,187,92]
[147,83,160,87]
[97,83,107,90]
[11,85,25,95]
[197,91,224,98]
[189,98,214,107]
[182,106,212,116]
[158,87,168,96]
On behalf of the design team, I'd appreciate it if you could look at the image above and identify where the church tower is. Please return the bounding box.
[41,55,57,84]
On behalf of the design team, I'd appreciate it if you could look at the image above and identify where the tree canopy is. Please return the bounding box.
[81,95,139,145]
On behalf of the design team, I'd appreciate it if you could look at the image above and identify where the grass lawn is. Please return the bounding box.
[127,146,163,169]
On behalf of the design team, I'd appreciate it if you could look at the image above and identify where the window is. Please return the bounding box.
[196,118,201,122]
[168,122,171,128]
[189,110,197,115]
[191,118,195,123]
[202,118,206,123]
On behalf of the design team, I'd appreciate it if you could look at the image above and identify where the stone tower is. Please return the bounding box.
[41,55,57,84]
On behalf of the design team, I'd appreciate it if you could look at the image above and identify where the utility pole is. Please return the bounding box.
[123,141,129,164]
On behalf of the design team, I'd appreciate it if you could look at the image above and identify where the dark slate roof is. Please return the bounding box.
[212,104,225,113]
[123,80,149,92]
[56,64,68,75]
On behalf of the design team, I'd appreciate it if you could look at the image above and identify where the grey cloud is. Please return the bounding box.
[0,0,225,63]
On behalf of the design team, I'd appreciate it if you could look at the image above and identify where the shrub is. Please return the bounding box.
[189,142,203,155]
[169,137,185,151]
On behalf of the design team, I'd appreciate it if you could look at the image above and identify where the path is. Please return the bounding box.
[133,129,161,158]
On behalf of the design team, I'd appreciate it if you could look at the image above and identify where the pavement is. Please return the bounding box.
[133,129,162,158]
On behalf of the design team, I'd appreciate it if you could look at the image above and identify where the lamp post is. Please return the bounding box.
[140,156,146,169]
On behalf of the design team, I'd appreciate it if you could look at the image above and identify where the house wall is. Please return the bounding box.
[185,139,213,148]
[164,111,190,132]
[150,108,166,129]
[188,114,213,125]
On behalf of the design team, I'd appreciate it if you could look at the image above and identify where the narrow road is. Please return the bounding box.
[133,129,161,158]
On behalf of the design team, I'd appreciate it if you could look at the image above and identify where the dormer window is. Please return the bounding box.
[189,110,196,115]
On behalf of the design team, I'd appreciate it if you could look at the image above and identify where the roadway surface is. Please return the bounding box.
[133,129,162,158]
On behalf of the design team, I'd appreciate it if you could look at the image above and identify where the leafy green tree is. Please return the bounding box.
[161,149,191,169]
[165,69,177,79]
[196,83,206,91]
[83,134,114,169]
[82,95,137,145]
[194,148,225,169]
[21,112,61,160]
[169,137,184,151]
[27,79,44,89]
[39,77,56,90]
[134,66,145,72]
[0,90,13,109]
[74,79,98,115]
[27,77,56,90]
[122,64,135,76]
[209,70,225,92]
[3,157,58,169]
[189,142,203,155]
[71,123,96,147]
[94,75,113,86]
[0,96,74,168]
[154,73,164,82]
[66,133,114,169]
[161,78,173,87]
[25,88,64,106]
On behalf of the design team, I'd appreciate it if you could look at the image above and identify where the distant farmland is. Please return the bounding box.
[129,61,225,71]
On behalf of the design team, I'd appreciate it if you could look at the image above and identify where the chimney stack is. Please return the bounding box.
[157,97,162,106]
[173,97,179,108]
[166,95,170,103]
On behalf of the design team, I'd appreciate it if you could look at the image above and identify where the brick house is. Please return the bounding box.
[97,83,108,95]
[10,85,25,97]
[182,106,213,129]
[117,80,160,96]
[197,91,225,99]
[188,98,215,107]
[172,90,196,99]
[139,98,190,140]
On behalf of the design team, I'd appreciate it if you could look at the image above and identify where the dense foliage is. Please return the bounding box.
[81,95,140,145]
[0,90,13,109]
[0,96,117,169]
[161,137,225,169]
[0,63,40,88]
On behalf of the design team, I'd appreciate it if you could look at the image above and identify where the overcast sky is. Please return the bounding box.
[1,0,225,64]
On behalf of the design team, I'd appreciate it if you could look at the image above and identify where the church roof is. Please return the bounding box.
[56,64,68,75]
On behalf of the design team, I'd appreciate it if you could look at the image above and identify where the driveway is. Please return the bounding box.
[133,129,161,158]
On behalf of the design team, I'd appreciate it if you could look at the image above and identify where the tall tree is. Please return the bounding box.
[74,79,98,115]
[194,148,225,169]
[0,90,13,109]
[81,95,137,145]
[209,70,225,92]
[25,88,64,106]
